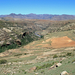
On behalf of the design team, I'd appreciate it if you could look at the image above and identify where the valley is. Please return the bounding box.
[0,19,75,75]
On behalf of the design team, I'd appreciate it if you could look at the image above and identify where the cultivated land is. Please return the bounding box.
[0,19,75,75]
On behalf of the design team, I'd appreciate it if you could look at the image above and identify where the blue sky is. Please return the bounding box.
[0,0,75,15]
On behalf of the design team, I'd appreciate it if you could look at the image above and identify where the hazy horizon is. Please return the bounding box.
[0,13,75,16]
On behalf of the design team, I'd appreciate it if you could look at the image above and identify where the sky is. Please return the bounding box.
[0,0,75,15]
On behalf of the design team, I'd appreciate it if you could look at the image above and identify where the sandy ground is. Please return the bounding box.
[51,36,75,48]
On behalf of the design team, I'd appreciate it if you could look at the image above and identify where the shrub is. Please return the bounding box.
[66,52,72,56]
[53,54,58,58]
[24,53,28,55]
[0,59,7,64]
[73,49,75,51]
[68,61,70,63]
[41,70,44,73]
[36,62,54,70]
[41,35,44,38]
[59,55,66,57]
[62,55,66,57]
[24,71,27,74]
[60,61,62,63]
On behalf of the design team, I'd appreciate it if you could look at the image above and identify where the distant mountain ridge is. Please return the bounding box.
[0,13,75,20]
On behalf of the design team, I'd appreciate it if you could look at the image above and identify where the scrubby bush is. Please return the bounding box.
[68,61,70,63]
[66,52,72,56]
[73,49,75,51]
[41,35,44,38]
[41,70,44,73]
[24,53,28,55]
[59,55,66,57]
[24,71,27,74]
[0,59,7,64]
[53,54,58,58]
[36,62,54,70]
[60,61,62,63]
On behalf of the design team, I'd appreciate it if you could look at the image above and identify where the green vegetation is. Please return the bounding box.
[0,20,14,28]
[0,33,40,53]
[36,62,54,71]
[0,43,18,53]
[66,52,72,56]
[24,53,28,55]
[41,70,44,73]
[0,19,75,75]
[53,54,58,58]
[59,55,66,57]
[0,59,7,64]
[21,34,34,45]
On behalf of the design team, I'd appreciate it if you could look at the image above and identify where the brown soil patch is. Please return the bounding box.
[51,36,75,48]
[24,36,75,49]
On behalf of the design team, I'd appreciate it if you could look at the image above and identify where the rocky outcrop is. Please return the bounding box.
[60,71,69,75]
[0,41,4,45]
[3,28,11,33]
[49,63,62,70]
[22,32,29,38]
[56,63,62,67]
[15,39,21,45]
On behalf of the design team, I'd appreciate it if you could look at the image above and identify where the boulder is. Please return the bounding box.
[56,63,62,67]
[8,62,11,65]
[60,71,69,75]
[15,39,21,45]
[22,32,29,38]
[6,41,11,45]
[3,28,11,33]
[35,73,38,75]
[0,41,4,45]
[8,38,12,41]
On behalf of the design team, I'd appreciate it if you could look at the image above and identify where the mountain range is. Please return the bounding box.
[0,13,75,20]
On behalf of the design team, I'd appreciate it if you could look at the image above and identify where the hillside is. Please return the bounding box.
[0,19,75,48]
[0,30,75,75]
[24,31,75,49]
[0,19,75,75]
